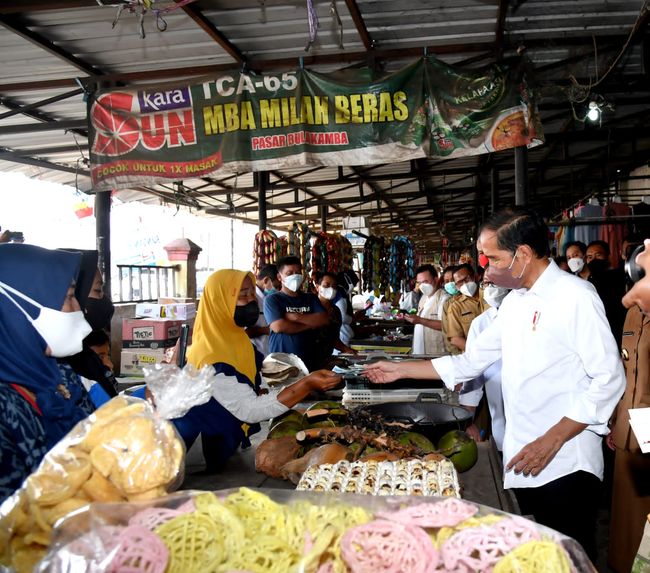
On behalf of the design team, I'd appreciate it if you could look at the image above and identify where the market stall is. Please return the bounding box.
[0,386,593,573]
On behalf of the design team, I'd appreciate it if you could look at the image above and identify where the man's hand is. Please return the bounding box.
[605,430,616,451]
[0,230,11,244]
[506,417,587,477]
[404,315,421,325]
[506,432,563,477]
[285,312,301,322]
[363,361,403,383]
[304,370,343,392]
[465,423,483,442]
[623,239,650,313]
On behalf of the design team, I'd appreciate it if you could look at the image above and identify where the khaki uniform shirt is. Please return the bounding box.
[611,306,650,452]
[443,294,482,355]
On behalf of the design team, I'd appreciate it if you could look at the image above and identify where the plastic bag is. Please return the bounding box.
[261,353,309,386]
[37,487,594,573]
[0,396,185,573]
[143,363,217,420]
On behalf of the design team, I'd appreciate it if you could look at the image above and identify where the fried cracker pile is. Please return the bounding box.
[0,396,184,573]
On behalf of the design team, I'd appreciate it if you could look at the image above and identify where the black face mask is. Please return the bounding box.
[84,295,115,331]
[234,301,259,328]
[587,259,610,275]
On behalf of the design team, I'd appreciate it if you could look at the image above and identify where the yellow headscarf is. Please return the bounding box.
[186,269,257,385]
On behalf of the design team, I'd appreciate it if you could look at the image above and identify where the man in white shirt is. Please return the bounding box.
[365,208,625,560]
[459,280,509,450]
[406,264,448,356]
[246,264,279,356]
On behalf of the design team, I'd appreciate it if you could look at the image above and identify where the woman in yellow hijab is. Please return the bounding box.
[176,269,341,472]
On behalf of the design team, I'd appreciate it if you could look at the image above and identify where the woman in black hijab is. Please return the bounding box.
[59,250,118,401]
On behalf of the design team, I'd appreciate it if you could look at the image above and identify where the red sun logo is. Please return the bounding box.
[91,92,140,156]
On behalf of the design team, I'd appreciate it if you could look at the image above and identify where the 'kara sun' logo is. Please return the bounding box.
[91,89,197,157]
[90,92,140,156]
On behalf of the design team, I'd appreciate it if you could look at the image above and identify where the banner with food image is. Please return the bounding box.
[87,57,542,191]
[425,57,543,158]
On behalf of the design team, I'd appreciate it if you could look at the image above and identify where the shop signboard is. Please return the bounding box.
[88,57,542,190]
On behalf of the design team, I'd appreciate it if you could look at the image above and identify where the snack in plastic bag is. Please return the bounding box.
[143,363,217,420]
[38,487,594,573]
[0,396,184,573]
[262,353,309,385]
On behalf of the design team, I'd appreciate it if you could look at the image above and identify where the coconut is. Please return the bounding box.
[437,430,478,472]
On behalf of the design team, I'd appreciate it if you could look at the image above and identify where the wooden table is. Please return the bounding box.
[350,337,412,354]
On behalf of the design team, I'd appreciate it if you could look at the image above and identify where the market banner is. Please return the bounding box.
[87,57,542,190]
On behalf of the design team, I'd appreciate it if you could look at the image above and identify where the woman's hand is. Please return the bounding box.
[363,361,403,383]
[304,370,343,392]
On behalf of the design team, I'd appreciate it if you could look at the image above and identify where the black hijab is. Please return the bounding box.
[59,250,118,397]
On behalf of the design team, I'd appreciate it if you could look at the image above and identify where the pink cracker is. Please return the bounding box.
[128,507,184,531]
[377,498,479,528]
[440,518,541,572]
[106,524,169,573]
[493,516,541,545]
[341,519,439,573]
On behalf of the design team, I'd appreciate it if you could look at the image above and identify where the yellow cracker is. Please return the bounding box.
[81,469,124,503]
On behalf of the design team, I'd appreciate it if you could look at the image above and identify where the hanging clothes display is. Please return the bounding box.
[632,200,650,238]
[573,203,602,245]
[600,201,632,268]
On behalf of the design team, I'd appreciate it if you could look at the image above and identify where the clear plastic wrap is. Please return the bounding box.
[37,487,594,573]
[0,396,185,573]
[143,363,218,419]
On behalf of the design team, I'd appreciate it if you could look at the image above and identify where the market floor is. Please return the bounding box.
[181,427,615,572]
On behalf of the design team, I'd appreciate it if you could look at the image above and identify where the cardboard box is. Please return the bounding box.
[135,302,196,320]
[158,297,196,305]
[122,318,184,343]
[120,348,170,377]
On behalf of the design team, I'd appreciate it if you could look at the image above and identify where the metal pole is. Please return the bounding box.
[257,170,268,230]
[514,146,528,206]
[95,190,111,302]
[231,219,234,269]
[321,204,328,232]
[490,168,499,213]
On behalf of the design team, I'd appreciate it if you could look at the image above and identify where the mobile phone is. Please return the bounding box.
[177,324,190,368]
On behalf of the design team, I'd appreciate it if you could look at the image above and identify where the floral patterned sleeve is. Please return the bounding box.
[0,387,49,504]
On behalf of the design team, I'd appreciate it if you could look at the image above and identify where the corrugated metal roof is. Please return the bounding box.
[1,0,649,252]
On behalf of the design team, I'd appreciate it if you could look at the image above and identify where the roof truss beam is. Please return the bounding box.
[0,14,103,76]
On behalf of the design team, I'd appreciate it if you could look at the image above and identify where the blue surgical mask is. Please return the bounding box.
[264,288,277,295]
[444,282,460,296]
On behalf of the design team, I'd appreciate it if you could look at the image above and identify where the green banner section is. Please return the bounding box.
[88,57,542,190]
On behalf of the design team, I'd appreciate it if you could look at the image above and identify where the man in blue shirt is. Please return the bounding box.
[264,256,329,372]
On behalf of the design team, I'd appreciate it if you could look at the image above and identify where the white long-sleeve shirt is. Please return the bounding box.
[458,306,505,451]
[212,375,289,423]
[433,260,625,489]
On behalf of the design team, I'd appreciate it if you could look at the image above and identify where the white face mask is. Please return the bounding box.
[567,257,585,273]
[319,286,336,300]
[0,280,92,357]
[460,281,478,297]
[419,283,435,297]
[482,285,509,309]
[283,274,304,293]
